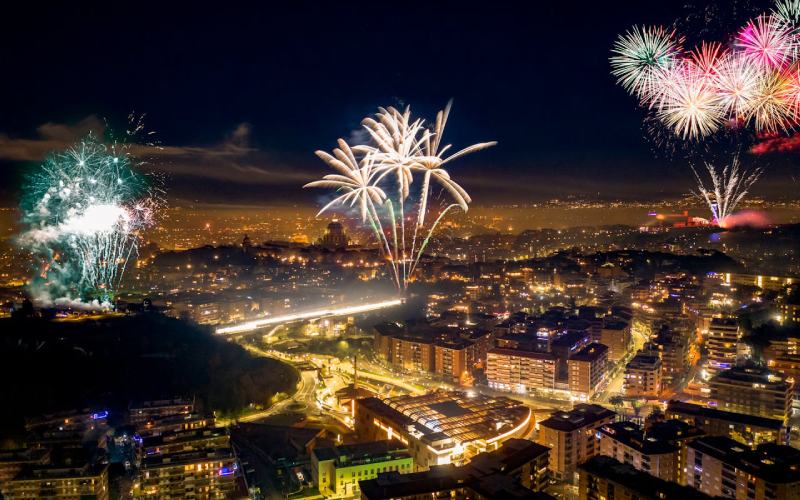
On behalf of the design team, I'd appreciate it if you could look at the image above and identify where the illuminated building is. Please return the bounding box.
[391,336,435,373]
[319,220,349,249]
[598,419,703,483]
[567,343,608,400]
[134,448,239,498]
[599,319,631,362]
[780,301,800,326]
[433,340,475,385]
[705,318,740,375]
[486,348,557,393]
[718,273,795,292]
[646,327,689,389]
[358,438,551,499]
[4,448,109,500]
[0,449,50,497]
[310,440,412,498]
[709,365,793,423]
[686,436,800,499]
[578,456,713,500]
[135,418,240,498]
[142,427,230,457]
[537,404,616,482]
[129,398,193,426]
[624,351,661,398]
[666,400,785,447]
[136,413,215,439]
[355,391,531,470]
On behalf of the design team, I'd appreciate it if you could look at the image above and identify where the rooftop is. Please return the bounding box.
[488,347,557,361]
[599,421,679,455]
[539,404,616,432]
[569,343,608,362]
[359,390,530,445]
[711,365,790,389]
[312,440,410,468]
[689,436,800,484]
[666,400,784,430]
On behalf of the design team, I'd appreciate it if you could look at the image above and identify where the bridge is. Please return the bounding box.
[215,298,403,335]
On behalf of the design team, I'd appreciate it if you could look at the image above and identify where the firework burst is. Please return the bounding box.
[736,14,796,69]
[712,52,765,120]
[305,102,495,291]
[657,62,724,139]
[612,2,800,139]
[610,26,684,99]
[19,133,157,306]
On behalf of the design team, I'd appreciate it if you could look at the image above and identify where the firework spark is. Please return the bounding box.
[692,155,762,226]
[19,133,156,307]
[305,103,495,291]
[775,0,800,25]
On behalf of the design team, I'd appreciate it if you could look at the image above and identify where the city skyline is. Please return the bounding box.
[2,1,800,499]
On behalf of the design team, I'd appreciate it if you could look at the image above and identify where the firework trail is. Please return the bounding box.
[305,102,495,291]
[611,1,800,139]
[18,133,157,308]
[691,154,762,226]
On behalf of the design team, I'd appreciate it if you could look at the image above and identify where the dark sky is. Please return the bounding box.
[1,0,796,206]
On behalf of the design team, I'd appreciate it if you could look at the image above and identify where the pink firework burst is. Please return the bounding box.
[736,14,797,69]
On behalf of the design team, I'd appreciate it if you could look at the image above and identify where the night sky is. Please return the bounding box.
[1,0,796,206]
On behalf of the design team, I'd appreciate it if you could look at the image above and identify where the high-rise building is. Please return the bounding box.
[709,365,793,423]
[599,319,631,362]
[433,339,474,385]
[686,436,800,499]
[567,343,608,400]
[537,404,616,482]
[705,317,740,375]
[486,348,557,393]
[624,351,662,398]
[134,422,241,498]
[646,326,689,389]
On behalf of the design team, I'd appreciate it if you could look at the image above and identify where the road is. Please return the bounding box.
[233,347,320,423]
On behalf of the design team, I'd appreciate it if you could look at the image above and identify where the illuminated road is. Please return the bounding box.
[215,298,403,335]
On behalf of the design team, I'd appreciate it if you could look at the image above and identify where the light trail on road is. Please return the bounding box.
[215,298,403,335]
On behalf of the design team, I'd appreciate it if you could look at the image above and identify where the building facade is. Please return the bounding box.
[537,404,616,482]
[567,343,608,400]
[686,436,800,500]
[709,365,793,423]
[486,348,557,393]
[624,351,662,398]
